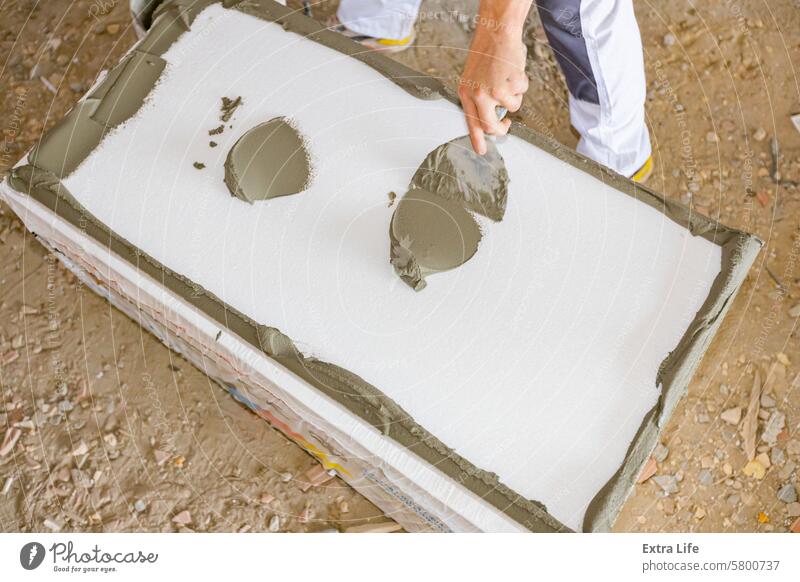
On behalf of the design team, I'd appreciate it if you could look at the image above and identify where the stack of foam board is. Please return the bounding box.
[1,0,761,532]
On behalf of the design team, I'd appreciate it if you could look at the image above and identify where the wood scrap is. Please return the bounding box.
[741,369,761,461]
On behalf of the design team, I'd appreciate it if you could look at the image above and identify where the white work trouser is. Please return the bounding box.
[337,0,651,177]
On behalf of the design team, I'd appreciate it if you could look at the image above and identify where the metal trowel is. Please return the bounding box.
[408,106,510,222]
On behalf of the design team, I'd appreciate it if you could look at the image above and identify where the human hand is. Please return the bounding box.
[458,21,529,154]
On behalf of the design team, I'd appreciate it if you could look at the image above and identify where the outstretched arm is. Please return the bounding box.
[459,0,532,155]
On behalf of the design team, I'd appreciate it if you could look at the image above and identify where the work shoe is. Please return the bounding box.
[327,17,416,53]
[630,154,653,184]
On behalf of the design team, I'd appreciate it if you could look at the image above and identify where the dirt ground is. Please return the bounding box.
[0,0,798,533]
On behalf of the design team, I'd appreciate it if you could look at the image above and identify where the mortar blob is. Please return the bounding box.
[390,188,482,291]
[410,135,509,222]
[224,117,310,203]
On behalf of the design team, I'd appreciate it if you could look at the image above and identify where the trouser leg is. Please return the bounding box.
[337,0,423,41]
[536,0,651,176]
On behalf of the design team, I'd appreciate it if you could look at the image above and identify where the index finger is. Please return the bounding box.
[461,95,487,155]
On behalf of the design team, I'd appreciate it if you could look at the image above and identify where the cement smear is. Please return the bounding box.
[411,135,510,222]
[390,188,481,291]
[224,117,311,203]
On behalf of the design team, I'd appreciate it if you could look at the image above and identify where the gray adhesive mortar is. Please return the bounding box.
[4,0,763,532]
[224,117,311,203]
[390,188,483,291]
[390,136,509,291]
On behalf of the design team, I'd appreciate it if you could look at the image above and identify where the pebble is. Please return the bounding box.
[743,459,766,480]
[786,502,800,518]
[637,457,657,483]
[172,510,192,525]
[106,23,120,35]
[71,441,88,456]
[652,475,678,495]
[753,127,767,142]
[762,411,785,445]
[720,407,741,425]
[153,449,170,465]
[653,443,669,463]
[694,506,706,520]
[789,304,800,318]
[706,131,718,143]
[760,393,776,408]
[134,500,146,512]
[778,484,797,504]
[268,515,281,532]
[662,33,676,47]
[698,469,713,486]
[44,519,62,531]
[280,472,293,482]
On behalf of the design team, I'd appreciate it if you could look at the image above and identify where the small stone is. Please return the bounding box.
[694,506,706,520]
[44,518,62,531]
[762,411,786,445]
[789,304,800,318]
[706,131,718,143]
[134,500,146,512]
[786,502,800,517]
[172,510,192,525]
[173,456,186,468]
[636,515,646,524]
[791,113,800,135]
[760,393,776,408]
[71,441,88,456]
[338,499,349,514]
[778,484,797,504]
[722,462,733,476]
[753,127,767,142]
[637,457,657,483]
[268,515,280,532]
[103,433,117,448]
[653,443,669,463]
[193,162,205,170]
[698,469,713,486]
[652,475,679,494]
[743,459,767,480]
[756,452,772,469]
[661,498,675,515]
[280,472,293,482]
[260,493,275,504]
[106,23,120,35]
[154,449,170,465]
[720,407,742,425]
[662,33,676,47]
[776,352,791,366]
[771,448,785,466]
